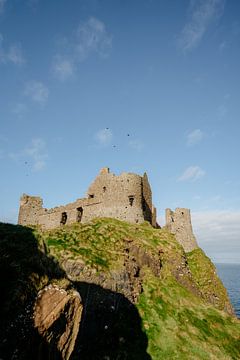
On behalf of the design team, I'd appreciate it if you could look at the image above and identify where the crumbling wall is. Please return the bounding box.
[18,194,44,226]
[141,172,153,224]
[165,208,198,252]
[86,168,146,224]
[18,168,157,229]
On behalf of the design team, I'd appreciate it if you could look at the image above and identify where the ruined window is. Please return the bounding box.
[128,195,134,206]
[60,212,67,225]
[171,217,174,222]
[88,194,94,199]
[181,212,184,215]
[103,186,106,193]
[142,199,146,211]
[77,207,83,222]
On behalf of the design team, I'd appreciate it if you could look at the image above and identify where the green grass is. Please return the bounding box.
[1,218,240,359]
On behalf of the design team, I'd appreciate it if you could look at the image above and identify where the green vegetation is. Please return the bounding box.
[187,248,232,312]
[42,218,240,359]
[1,218,240,359]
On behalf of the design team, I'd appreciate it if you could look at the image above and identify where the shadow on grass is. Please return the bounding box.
[0,223,151,360]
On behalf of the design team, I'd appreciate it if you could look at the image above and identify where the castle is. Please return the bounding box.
[18,167,198,252]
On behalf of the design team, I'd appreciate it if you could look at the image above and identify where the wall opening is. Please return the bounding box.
[128,195,135,206]
[77,207,83,222]
[142,199,146,211]
[60,212,67,225]
[88,194,94,199]
[103,186,106,193]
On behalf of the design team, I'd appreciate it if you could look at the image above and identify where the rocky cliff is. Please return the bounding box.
[0,219,240,359]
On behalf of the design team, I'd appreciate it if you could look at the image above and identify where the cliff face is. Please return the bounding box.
[1,219,240,360]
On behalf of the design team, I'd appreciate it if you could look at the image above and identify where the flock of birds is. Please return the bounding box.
[23,128,131,175]
[105,127,130,148]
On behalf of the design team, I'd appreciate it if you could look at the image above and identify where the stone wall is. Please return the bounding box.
[165,208,198,252]
[18,168,157,229]
[18,194,43,226]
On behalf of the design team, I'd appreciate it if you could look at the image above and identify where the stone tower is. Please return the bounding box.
[165,208,198,252]
[18,168,157,230]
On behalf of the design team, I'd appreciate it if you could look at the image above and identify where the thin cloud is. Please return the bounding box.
[53,17,112,81]
[0,34,25,65]
[24,81,49,105]
[75,17,112,60]
[178,165,205,182]
[129,139,144,152]
[53,56,75,81]
[178,0,225,51]
[0,0,6,14]
[192,210,240,263]
[217,103,227,118]
[187,129,204,146]
[10,138,48,172]
[12,103,28,118]
[95,128,113,146]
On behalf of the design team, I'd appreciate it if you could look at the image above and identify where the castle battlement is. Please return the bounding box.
[18,168,198,252]
[18,168,157,229]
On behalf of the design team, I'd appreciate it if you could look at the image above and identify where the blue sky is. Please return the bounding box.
[0,0,240,263]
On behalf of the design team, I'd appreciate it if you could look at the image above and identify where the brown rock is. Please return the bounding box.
[34,284,82,360]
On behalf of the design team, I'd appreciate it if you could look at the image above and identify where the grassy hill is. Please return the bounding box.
[1,218,240,359]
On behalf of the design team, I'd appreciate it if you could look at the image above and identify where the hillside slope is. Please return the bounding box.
[1,219,240,359]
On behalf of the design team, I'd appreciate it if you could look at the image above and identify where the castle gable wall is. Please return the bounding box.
[165,208,198,252]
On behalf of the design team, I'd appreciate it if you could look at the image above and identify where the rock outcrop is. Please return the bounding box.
[34,284,82,360]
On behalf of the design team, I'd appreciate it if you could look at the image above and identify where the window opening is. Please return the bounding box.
[88,194,94,199]
[60,212,67,225]
[77,207,83,222]
[128,195,134,206]
[103,186,106,193]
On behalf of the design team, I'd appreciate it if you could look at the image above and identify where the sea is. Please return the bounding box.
[215,263,240,318]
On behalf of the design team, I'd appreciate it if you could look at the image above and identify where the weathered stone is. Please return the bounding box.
[165,208,198,252]
[34,284,82,360]
[18,168,157,229]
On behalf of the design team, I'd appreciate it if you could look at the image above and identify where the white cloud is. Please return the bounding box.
[7,43,25,65]
[95,128,113,146]
[12,103,28,117]
[53,17,112,80]
[187,129,204,146]
[24,138,48,171]
[178,0,225,51]
[0,0,6,14]
[9,138,48,172]
[0,34,25,65]
[75,17,112,60]
[192,210,240,263]
[129,139,144,151]
[178,165,205,182]
[217,103,227,118]
[24,81,49,105]
[53,56,75,81]
[219,40,227,51]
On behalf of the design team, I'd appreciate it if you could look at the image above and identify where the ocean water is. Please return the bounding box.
[215,263,240,318]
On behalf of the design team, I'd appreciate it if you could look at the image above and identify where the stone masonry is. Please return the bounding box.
[18,167,198,252]
[165,208,198,252]
[18,168,157,230]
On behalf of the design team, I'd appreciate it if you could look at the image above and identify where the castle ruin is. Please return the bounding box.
[18,167,198,252]
[165,208,198,252]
